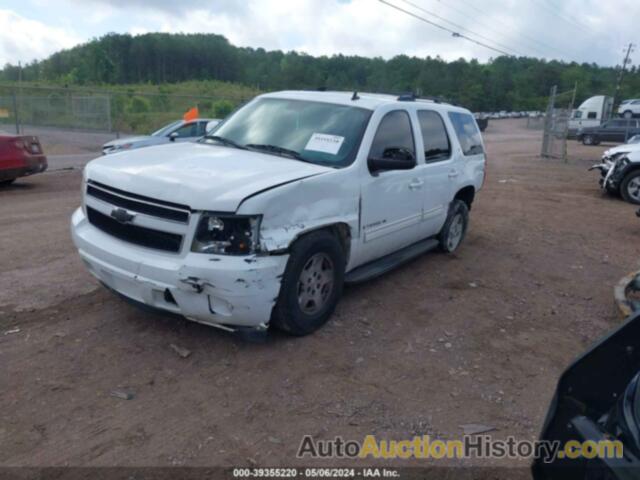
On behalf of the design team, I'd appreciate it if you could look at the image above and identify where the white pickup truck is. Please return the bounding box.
[71,91,486,336]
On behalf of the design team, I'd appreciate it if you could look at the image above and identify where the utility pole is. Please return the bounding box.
[541,85,557,158]
[17,61,22,134]
[613,43,635,108]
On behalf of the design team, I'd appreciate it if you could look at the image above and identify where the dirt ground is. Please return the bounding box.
[1,119,639,470]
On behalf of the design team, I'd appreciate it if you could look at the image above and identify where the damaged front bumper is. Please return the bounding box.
[590,153,639,194]
[589,157,624,191]
[71,208,289,331]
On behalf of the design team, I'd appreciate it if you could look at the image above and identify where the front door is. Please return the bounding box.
[359,110,425,264]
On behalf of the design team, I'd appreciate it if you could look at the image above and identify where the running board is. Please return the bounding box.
[345,237,439,284]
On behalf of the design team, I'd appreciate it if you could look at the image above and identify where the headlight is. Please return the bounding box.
[113,143,133,151]
[191,213,261,255]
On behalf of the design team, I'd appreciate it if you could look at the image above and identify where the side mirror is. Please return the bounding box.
[368,147,415,173]
[169,132,179,142]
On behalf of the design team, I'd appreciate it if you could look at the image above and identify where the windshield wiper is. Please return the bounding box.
[245,144,311,163]
[202,135,247,150]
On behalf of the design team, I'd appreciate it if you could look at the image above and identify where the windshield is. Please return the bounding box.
[151,120,183,137]
[204,97,372,167]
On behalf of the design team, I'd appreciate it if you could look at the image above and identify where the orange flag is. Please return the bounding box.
[183,106,199,122]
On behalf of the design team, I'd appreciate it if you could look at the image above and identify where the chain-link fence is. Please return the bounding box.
[541,85,576,161]
[541,108,571,160]
[0,84,253,136]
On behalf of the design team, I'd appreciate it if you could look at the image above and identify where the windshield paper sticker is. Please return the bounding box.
[304,133,344,155]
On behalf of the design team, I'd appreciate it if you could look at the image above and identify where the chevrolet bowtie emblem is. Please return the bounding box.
[110,208,136,224]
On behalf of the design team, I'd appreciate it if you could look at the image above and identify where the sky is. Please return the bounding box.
[0,0,637,67]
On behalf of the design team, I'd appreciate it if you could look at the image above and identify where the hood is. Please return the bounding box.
[103,136,152,148]
[603,142,640,158]
[85,142,332,211]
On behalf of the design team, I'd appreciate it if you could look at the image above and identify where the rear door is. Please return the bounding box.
[447,110,485,190]
[415,109,454,236]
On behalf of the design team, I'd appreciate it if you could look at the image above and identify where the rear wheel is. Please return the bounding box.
[621,170,640,205]
[438,200,469,253]
[0,179,15,187]
[272,230,345,336]
[623,110,634,119]
[583,135,599,146]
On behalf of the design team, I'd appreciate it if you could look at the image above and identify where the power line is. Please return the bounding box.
[440,0,575,60]
[396,0,524,57]
[538,0,594,32]
[378,0,516,57]
[529,0,595,35]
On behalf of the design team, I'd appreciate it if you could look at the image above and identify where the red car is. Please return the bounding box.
[0,133,47,186]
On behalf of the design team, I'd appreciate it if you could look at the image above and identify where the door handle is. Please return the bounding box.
[408,179,424,190]
[448,170,459,179]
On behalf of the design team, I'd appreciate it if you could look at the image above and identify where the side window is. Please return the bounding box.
[573,110,583,119]
[417,110,451,162]
[587,112,597,119]
[172,122,198,138]
[447,111,484,156]
[196,121,208,136]
[369,110,415,161]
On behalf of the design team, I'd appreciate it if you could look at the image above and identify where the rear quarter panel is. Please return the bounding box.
[0,136,26,171]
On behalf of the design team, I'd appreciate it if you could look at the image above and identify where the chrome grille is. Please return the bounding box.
[85,180,191,253]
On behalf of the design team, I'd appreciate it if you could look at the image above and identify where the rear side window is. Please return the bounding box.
[417,110,451,162]
[447,112,484,156]
[369,110,415,160]
[196,121,208,136]
[173,122,198,138]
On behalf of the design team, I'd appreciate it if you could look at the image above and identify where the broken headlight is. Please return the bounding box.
[191,214,261,255]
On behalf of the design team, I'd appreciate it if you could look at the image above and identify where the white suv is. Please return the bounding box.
[71,91,486,336]
[618,99,640,119]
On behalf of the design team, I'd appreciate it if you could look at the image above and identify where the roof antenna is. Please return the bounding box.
[351,91,360,101]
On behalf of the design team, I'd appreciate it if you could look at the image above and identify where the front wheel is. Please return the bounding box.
[438,200,469,253]
[272,230,345,336]
[621,171,640,205]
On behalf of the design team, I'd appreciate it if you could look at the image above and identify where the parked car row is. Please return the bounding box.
[476,110,543,120]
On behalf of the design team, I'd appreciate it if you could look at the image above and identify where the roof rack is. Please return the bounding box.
[396,93,458,106]
[397,93,418,102]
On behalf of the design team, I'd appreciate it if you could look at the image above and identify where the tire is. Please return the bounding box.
[0,179,15,186]
[272,230,345,336]
[438,200,469,253]
[623,110,634,119]
[621,170,640,205]
[582,135,598,146]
